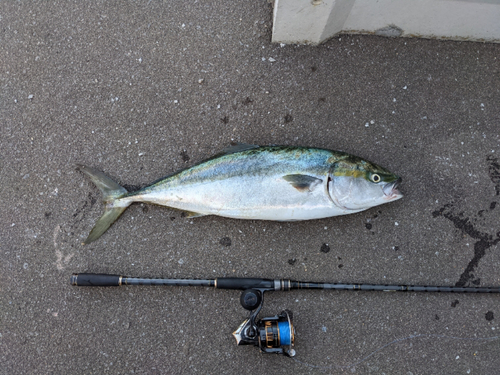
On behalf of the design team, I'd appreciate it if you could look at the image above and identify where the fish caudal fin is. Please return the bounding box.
[77,165,131,244]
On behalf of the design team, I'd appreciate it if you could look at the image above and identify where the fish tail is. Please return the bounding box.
[77,165,131,244]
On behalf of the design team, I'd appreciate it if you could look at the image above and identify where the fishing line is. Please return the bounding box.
[291,333,500,370]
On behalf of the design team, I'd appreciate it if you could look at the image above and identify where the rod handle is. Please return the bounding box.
[71,273,122,286]
[216,278,274,290]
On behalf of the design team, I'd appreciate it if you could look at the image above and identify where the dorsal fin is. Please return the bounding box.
[221,143,260,155]
[283,174,323,192]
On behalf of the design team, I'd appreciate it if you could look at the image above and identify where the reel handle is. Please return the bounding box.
[71,273,122,286]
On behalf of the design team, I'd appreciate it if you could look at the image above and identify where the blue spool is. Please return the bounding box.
[278,321,292,346]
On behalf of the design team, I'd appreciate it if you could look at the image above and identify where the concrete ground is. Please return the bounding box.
[1,1,499,374]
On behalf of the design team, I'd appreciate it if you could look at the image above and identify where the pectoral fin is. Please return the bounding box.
[283,174,322,192]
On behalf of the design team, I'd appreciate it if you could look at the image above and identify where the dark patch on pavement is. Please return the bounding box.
[284,114,293,123]
[485,311,494,321]
[72,192,97,218]
[221,115,229,124]
[219,237,231,247]
[435,314,440,320]
[320,243,330,253]
[288,258,296,265]
[451,300,459,308]
[365,212,380,232]
[486,155,500,195]
[180,150,190,162]
[242,97,253,105]
[432,203,453,218]
[433,202,500,287]
[123,184,140,191]
[490,201,497,210]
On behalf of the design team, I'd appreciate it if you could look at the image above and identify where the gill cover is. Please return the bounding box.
[327,159,402,211]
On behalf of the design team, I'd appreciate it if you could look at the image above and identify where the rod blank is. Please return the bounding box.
[71,274,500,294]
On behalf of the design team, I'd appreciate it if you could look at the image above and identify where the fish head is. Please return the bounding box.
[328,156,403,211]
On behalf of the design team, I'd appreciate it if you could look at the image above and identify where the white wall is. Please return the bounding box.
[272,0,500,45]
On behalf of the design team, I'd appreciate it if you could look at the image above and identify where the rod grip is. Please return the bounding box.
[216,278,274,290]
[71,273,122,286]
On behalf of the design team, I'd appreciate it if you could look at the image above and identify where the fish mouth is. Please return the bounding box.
[383,177,403,200]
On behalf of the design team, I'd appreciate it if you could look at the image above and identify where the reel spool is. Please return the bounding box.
[233,289,295,356]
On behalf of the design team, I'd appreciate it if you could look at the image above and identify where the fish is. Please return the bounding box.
[78,144,403,243]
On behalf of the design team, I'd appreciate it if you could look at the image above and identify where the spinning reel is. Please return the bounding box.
[232,288,295,356]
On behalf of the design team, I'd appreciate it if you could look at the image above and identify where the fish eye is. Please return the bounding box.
[371,174,381,183]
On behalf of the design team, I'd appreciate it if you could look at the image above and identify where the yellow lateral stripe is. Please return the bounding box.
[333,170,365,178]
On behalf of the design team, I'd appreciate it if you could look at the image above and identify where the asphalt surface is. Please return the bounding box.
[1,1,500,374]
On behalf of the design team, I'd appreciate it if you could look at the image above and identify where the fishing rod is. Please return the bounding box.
[71,273,500,357]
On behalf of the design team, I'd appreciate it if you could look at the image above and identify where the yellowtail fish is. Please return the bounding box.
[78,144,402,243]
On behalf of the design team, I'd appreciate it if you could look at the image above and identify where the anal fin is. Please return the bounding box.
[180,210,207,218]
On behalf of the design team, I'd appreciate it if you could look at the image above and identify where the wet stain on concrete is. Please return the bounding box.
[320,243,330,253]
[486,155,500,195]
[72,192,97,218]
[364,211,382,233]
[180,150,190,162]
[433,203,500,287]
[122,184,140,191]
[433,157,500,287]
[242,97,253,106]
[219,237,231,247]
